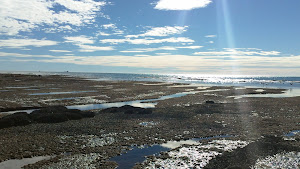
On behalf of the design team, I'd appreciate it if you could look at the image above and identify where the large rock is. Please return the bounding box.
[101,105,152,114]
[30,106,94,123]
[0,112,32,129]
[0,106,95,129]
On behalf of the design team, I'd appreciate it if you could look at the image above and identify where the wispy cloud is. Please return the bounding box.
[120,46,202,53]
[126,26,188,38]
[64,35,113,52]
[77,44,114,52]
[101,23,124,35]
[156,53,171,55]
[49,50,72,53]
[101,37,194,45]
[205,35,217,38]
[64,35,94,44]
[177,46,203,49]
[0,52,55,58]
[154,0,212,10]
[0,38,57,48]
[96,31,111,36]
[0,0,107,35]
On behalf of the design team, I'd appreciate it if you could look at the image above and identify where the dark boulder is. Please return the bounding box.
[0,106,95,129]
[101,105,152,114]
[29,106,95,123]
[205,100,215,104]
[0,112,32,129]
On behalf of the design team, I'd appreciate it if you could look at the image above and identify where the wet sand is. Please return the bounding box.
[0,73,299,168]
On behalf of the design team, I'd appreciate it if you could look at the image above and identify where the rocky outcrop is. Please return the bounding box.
[0,106,95,129]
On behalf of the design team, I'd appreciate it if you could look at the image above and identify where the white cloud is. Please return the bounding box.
[126,26,188,38]
[0,0,106,35]
[64,35,113,52]
[96,31,111,36]
[120,46,202,53]
[154,0,212,10]
[205,35,217,38]
[194,48,280,56]
[102,24,117,29]
[0,52,54,58]
[49,50,72,53]
[177,46,203,49]
[101,23,124,35]
[120,50,145,53]
[44,25,73,33]
[64,35,94,44]
[0,38,58,48]
[78,44,114,52]
[101,37,194,45]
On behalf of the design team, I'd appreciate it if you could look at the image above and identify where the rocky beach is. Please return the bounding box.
[0,73,299,169]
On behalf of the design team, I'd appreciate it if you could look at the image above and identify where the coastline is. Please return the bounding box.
[0,73,299,168]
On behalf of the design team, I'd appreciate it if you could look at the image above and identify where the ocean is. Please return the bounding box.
[2,71,300,89]
[37,72,300,89]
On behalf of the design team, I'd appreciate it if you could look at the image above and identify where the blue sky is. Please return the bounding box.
[0,0,300,75]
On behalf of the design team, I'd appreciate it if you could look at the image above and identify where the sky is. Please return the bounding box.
[0,0,300,75]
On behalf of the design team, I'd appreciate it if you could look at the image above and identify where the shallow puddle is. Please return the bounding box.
[67,91,197,111]
[110,145,170,169]
[0,156,52,169]
[1,91,198,114]
[285,130,300,137]
[0,109,36,114]
[230,88,300,99]
[111,135,231,169]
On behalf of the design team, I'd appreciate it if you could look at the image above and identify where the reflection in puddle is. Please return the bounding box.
[285,130,300,137]
[0,156,52,169]
[29,91,97,96]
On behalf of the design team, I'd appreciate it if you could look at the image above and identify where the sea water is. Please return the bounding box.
[19,72,300,89]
